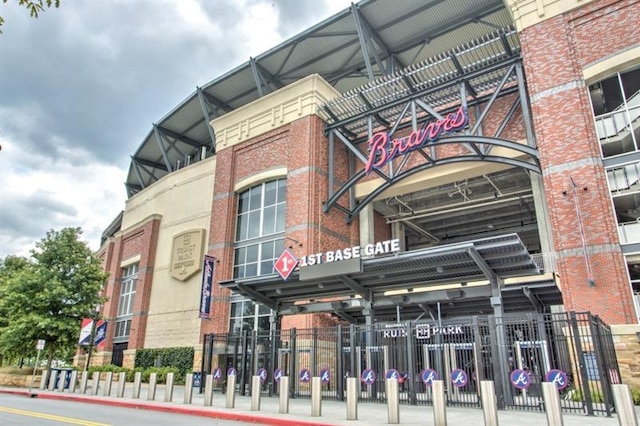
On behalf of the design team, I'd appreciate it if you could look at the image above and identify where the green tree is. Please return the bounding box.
[0,0,60,32]
[0,227,107,370]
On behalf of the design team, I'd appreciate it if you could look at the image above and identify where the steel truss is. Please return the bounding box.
[321,30,540,224]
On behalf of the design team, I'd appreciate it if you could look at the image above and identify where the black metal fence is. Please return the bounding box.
[201,311,619,416]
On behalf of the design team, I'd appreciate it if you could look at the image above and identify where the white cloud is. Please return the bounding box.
[0,0,353,259]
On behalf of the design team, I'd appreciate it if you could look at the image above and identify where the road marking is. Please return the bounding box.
[0,406,111,425]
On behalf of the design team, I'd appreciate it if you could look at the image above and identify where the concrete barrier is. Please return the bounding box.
[147,373,157,400]
[91,371,100,395]
[79,371,88,394]
[387,378,399,424]
[251,376,261,411]
[69,371,78,393]
[116,372,126,397]
[311,377,322,417]
[103,372,113,397]
[432,380,447,426]
[183,373,193,404]
[132,371,142,399]
[48,370,58,391]
[278,376,289,414]
[164,372,174,402]
[203,374,213,406]
[346,377,358,420]
[611,384,638,426]
[225,374,236,408]
[541,382,563,426]
[480,380,499,426]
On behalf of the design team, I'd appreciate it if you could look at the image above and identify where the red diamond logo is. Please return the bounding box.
[274,248,299,280]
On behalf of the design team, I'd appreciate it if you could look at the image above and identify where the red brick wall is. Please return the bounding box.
[519,0,639,324]
[202,115,355,337]
[98,218,161,351]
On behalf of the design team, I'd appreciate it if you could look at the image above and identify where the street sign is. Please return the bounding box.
[274,248,298,280]
[36,339,45,350]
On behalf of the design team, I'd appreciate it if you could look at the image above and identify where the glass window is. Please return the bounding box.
[229,296,274,334]
[114,263,138,341]
[233,179,287,279]
[230,179,286,332]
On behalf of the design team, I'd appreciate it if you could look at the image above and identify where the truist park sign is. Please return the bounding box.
[364,106,468,175]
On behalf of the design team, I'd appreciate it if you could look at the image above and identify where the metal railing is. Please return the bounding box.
[201,311,619,416]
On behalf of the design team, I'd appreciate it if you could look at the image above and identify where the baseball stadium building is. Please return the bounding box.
[89,0,640,413]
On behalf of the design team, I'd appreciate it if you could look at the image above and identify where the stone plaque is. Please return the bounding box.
[170,229,205,281]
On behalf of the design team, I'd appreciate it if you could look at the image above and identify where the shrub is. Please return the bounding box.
[568,388,604,403]
[631,387,640,406]
[134,347,193,381]
[141,366,180,384]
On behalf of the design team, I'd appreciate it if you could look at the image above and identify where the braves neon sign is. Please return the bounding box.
[364,106,468,175]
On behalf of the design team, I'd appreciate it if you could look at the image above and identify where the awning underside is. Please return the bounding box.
[219,234,562,323]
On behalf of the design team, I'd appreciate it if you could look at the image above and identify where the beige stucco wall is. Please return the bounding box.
[504,0,596,32]
[211,73,340,151]
[122,156,216,349]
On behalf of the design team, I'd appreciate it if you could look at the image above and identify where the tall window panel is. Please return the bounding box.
[231,179,286,332]
[114,263,138,342]
[234,179,286,279]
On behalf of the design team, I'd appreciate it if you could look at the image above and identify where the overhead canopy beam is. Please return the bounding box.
[467,247,497,281]
[237,283,278,311]
[338,275,369,300]
[156,126,204,149]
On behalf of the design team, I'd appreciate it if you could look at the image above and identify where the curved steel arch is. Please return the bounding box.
[324,135,541,224]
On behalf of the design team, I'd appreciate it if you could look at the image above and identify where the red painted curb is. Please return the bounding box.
[0,389,335,426]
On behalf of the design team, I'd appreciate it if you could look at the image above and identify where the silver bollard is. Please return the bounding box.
[251,376,262,411]
[346,377,358,420]
[480,380,499,426]
[116,372,126,397]
[541,382,563,426]
[79,371,88,394]
[311,377,322,417]
[57,370,66,392]
[164,372,174,402]
[91,371,100,395]
[131,371,142,399]
[69,370,78,393]
[132,371,142,399]
[183,373,193,404]
[39,370,49,390]
[203,374,213,406]
[48,370,58,391]
[225,374,236,408]
[433,380,447,426]
[103,371,113,396]
[147,372,157,400]
[279,376,290,414]
[611,384,638,426]
[387,378,400,424]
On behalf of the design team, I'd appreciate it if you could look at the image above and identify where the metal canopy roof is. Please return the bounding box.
[219,234,561,323]
[124,0,514,197]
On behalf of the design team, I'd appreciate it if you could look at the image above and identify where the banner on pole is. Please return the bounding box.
[199,255,215,319]
[78,318,108,349]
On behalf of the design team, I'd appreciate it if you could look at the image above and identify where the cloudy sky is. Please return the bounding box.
[0,0,352,258]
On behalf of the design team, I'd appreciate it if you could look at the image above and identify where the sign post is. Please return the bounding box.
[29,339,45,392]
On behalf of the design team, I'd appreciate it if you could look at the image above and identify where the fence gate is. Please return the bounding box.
[201,311,619,416]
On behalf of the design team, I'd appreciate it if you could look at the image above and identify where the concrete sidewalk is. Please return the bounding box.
[0,383,636,426]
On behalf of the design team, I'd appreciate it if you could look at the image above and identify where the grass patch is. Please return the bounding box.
[0,366,43,375]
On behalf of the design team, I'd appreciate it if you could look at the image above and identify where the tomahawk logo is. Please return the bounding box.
[513,372,529,386]
[321,370,330,382]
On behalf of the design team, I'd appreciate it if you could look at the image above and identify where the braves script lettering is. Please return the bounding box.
[364,106,468,175]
